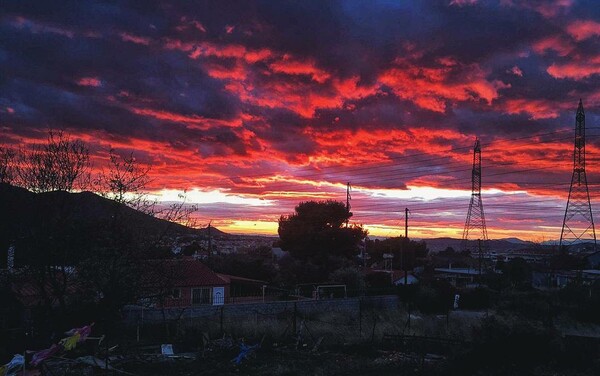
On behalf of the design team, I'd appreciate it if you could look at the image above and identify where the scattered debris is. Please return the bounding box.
[0,354,24,376]
[160,344,174,356]
[311,336,325,353]
[76,355,116,370]
[211,335,235,350]
[232,342,260,365]
[374,350,445,366]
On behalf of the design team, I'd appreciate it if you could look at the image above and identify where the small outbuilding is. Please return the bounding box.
[144,258,230,308]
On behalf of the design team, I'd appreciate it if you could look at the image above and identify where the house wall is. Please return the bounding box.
[158,284,230,308]
[435,272,475,287]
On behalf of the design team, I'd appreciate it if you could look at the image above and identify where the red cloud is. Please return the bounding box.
[379,60,510,112]
[76,77,102,87]
[9,16,75,38]
[224,75,376,118]
[532,35,575,57]
[119,33,152,46]
[269,55,331,83]
[302,127,473,168]
[566,19,600,41]
[533,31,600,81]
[501,0,574,19]
[119,32,151,45]
[449,0,478,6]
[192,21,207,33]
[176,18,207,33]
[204,62,248,80]
[547,56,600,80]
[166,37,511,118]
[165,39,272,64]
[125,106,245,132]
[508,66,523,77]
[502,98,563,119]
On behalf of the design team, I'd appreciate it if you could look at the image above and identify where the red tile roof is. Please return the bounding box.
[10,273,81,308]
[216,273,267,285]
[145,259,228,287]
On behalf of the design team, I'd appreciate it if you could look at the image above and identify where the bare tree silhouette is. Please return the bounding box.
[17,130,90,192]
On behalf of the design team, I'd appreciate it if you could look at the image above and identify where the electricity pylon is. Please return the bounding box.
[462,138,488,252]
[560,99,596,252]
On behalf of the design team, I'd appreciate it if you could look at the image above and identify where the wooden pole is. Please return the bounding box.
[405,208,409,286]
[358,298,362,337]
[220,306,224,335]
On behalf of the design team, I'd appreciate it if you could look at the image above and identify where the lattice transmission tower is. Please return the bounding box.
[560,99,596,251]
[462,138,488,252]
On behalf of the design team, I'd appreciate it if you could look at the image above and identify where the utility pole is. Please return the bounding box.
[404,208,409,286]
[462,138,488,253]
[405,208,409,238]
[346,182,352,227]
[361,237,368,266]
[478,239,482,286]
[207,220,213,257]
[560,99,596,252]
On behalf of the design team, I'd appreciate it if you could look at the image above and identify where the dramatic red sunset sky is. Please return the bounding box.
[2,0,600,240]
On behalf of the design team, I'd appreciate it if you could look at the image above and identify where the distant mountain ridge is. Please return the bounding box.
[423,237,546,253]
[502,237,531,245]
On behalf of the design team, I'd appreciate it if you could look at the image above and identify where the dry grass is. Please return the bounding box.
[164,305,488,348]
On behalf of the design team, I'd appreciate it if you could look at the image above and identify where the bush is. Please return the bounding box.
[329,267,365,296]
[415,281,454,314]
[448,316,561,375]
[364,271,392,289]
[559,282,600,323]
[496,291,551,320]
[458,287,492,310]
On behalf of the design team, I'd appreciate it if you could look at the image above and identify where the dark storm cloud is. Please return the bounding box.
[3,0,598,141]
[1,19,239,117]
[0,2,248,159]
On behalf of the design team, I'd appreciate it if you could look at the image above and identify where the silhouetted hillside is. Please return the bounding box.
[0,183,226,265]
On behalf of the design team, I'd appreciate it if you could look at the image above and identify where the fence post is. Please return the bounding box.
[293,302,297,334]
[371,310,377,343]
[105,335,109,372]
[358,297,362,337]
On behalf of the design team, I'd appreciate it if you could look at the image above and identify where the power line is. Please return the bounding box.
[219,133,600,194]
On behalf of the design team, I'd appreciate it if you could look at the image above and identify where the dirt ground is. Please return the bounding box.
[38,308,600,375]
[117,344,445,376]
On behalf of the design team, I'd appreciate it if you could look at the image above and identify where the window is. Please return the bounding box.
[191,287,211,305]
[172,288,181,299]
